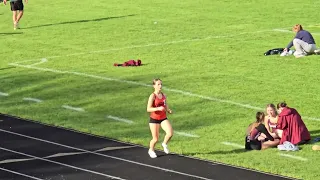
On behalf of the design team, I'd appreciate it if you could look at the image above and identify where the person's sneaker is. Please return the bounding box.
[283,141,299,151]
[295,55,305,58]
[288,49,295,55]
[314,49,320,55]
[277,144,286,151]
[277,141,299,151]
[280,51,288,56]
[13,22,19,30]
[148,149,157,158]
[162,143,169,154]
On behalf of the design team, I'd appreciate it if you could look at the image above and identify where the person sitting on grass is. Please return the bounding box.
[276,102,311,145]
[283,24,320,58]
[264,103,283,139]
[245,112,280,150]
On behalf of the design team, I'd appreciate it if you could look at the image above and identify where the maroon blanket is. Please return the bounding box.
[277,107,311,145]
[114,60,142,67]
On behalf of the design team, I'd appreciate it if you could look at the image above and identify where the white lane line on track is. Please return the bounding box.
[0,147,126,180]
[0,167,44,180]
[0,128,213,180]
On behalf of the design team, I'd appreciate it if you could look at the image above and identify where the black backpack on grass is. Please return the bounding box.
[264,48,284,56]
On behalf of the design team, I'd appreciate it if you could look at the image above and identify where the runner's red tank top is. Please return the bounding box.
[150,93,167,120]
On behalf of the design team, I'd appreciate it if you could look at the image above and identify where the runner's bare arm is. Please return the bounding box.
[164,94,172,114]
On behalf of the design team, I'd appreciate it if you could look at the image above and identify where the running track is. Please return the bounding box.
[0,113,295,180]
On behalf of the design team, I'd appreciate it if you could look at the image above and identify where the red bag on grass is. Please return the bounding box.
[114,59,142,67]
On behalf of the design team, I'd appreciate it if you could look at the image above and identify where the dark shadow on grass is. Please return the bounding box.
[309,129,320,135]
[0,32,23,35]
[183,148,248,156]
[22,14,136,29]
[309,136,320,144]
[0,66,16,71]
[309,129,320,143]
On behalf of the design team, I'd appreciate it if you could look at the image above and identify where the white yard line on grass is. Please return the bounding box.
[0,92,9,96]
[303,117,320,121]
[279,153,308,161]
[29,58,48,66]
[8,63,263,111]
[221,142,244,149]
[106,115,134,124]
[62,105,85,112]
[175,131,200,138]
[9,63,320,122]
[106,115,199,137]
[23,97,43,103]
[273,29,293,32]
[10,30,271,64]
[273,29,320,35]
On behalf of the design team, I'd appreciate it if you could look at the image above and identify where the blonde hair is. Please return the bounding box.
[292,24,303,32]
[266,103,278,116]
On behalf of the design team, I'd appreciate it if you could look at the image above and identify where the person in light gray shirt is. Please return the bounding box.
[3,0,28,30]
[284,24,319,58]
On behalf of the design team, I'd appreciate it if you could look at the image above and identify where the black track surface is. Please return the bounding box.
[0,113,296,180]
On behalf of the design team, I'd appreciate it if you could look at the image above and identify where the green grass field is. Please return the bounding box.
[1,0,320,179]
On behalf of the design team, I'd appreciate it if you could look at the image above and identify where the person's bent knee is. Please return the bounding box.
[151,137,158,143]
[293,38,300,45]
[166,130,173,138]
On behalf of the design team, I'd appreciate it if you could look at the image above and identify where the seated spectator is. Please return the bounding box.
[283,24,319,58]
[264,103,283,139]
[276,102,311,145]
[245,112,279,150]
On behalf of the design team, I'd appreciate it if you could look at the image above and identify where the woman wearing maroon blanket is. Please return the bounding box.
[276,102,311,145]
